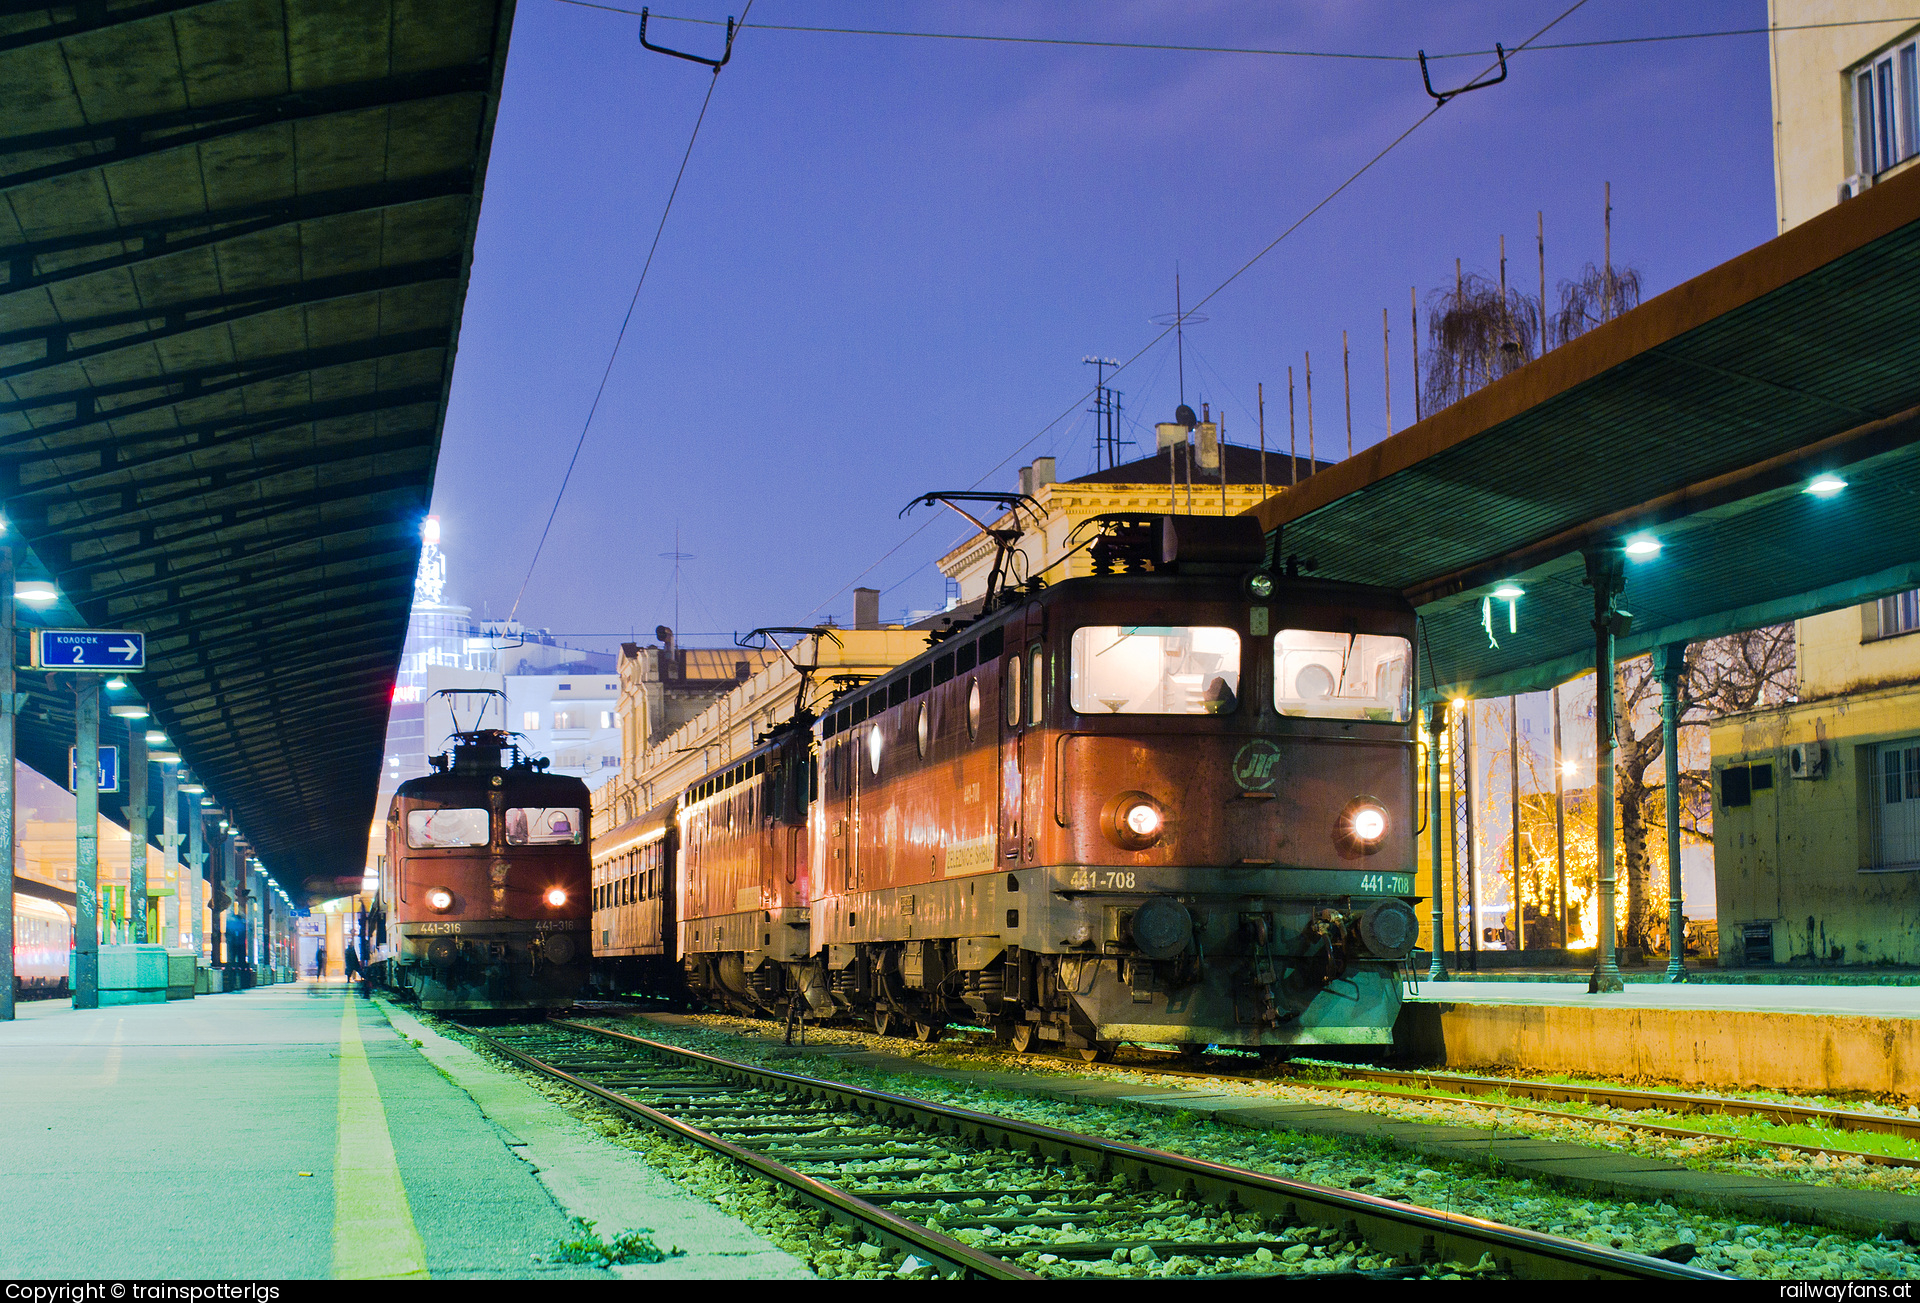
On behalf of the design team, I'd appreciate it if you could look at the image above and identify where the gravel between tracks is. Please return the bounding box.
[432,1019,1473,1279]
[587,1012,1920,1281]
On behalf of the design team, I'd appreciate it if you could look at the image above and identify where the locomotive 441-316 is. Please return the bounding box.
[371,694,592,1011]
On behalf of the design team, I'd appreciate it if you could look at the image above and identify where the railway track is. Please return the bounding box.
[1156,1062,1920,1169]
[460,1016,1720,1281]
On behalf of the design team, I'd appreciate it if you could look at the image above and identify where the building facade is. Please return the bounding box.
[1708,8,1920,964]
[592,627,928,833]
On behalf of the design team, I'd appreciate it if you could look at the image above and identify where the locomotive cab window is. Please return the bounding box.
[505,807,582,845]
[1069,625,1242,715]
[1273,630,1412,722]
[406,808,490,848]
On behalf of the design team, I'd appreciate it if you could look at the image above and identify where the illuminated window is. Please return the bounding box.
[1273,630,1411,723]
[1070,626,1241,716]
[523,711,540,730]
[600,711,614,729]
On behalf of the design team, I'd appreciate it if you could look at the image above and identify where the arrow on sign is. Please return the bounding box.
[114,639,140,661]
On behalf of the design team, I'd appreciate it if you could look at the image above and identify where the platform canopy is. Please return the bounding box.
[1252,163,1920,704]
[0,0,514,893]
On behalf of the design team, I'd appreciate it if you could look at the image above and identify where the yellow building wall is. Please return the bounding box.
[1798,606,1920,696]
[1769,0,1920,232]
[1711,680,1920,964]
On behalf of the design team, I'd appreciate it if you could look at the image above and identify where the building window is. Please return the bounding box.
[602,756,619,768]
[1873,589,1920,640]
[554,711,582,731]
[1855,42,1920,178]
[523,711,540,730]
[1719,763,1772,808]
[557,683,572,691]
[600,711,614,729]
[1867,739,1920,870]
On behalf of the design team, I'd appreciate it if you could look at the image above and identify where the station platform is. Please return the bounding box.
[1398,978,1920,1098]
[0,981,809,1280]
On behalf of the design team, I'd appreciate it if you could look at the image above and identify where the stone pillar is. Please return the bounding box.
[73,677,101,1009]
[0,549,13,1023]
[128,722,148,943]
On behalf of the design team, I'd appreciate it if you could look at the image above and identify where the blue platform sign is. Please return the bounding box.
[32,629,145,671]
[68,745,119,794]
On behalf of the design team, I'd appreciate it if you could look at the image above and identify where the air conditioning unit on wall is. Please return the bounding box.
[1843,174,1871,201]
[1788,742,1827,779]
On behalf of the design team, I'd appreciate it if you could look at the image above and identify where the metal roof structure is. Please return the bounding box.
[1252,161,1920,704]
[0,0,515,894]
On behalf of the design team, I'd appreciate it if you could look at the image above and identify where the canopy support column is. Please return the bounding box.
[73,676,100,1008]
[1656,641,1690,982]
[1585,549,1626,995]
[1426,700,1448,981]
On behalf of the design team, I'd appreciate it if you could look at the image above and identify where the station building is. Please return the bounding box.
[938,435,1319,601]
[1702,2,1920,965]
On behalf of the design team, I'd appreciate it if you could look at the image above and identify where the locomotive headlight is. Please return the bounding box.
[1340,798,1389,852]
[426,888,453,912]
[545,887,568,908]
[1102,791,1166,850]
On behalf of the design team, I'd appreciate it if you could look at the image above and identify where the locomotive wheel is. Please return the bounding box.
[912,1020,945,1044]
[872,1006,894,1037]
[1009,1022,1036,1054]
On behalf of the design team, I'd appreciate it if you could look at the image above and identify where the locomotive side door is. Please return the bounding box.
[999,605,1042,867]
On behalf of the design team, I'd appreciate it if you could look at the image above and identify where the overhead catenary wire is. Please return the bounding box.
[807,1,1593,619]
[507,0,757,623]
[551,3,1920,64]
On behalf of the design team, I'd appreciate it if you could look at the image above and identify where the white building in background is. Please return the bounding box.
[370,518,624,866]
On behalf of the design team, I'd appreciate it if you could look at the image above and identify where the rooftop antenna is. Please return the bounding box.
[1082,356,1123,470]
[1149,269,1207,412]
[660,522,693,638]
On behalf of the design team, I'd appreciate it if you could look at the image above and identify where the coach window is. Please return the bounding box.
[407,808,490,848]
[1273,631,1412,722]
[1006,655,1022,728]
[1029,647,1044,725]
[1069,626,1242,715]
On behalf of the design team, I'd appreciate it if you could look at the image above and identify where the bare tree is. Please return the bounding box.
[1421,272,1539,414]
[1553,261,1644,346]
[1612,626,1796,950]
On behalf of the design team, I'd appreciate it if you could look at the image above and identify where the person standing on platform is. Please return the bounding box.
[342,938,360,986]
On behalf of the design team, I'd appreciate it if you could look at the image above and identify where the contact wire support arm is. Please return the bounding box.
[1418,42,1506,104]
[639,7,737,69]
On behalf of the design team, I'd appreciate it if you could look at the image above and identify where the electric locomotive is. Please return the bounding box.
[372,705,591,1011]
[656,511,1421,1058]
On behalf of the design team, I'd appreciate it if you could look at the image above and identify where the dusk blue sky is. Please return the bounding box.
[428,0,1777,650]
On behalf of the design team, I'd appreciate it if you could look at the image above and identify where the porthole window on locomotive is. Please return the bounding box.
[868,723,883,775]
[916,703,930,758]
[1069,626,1241,715]
[1273,630,1413,722]
[406,807,490,848]
[504,807,581,845]
[1006,655,1022,728]
[967,678,982,739]
[1029,647,1043,724]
